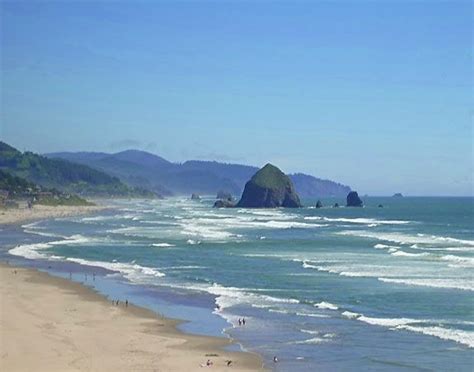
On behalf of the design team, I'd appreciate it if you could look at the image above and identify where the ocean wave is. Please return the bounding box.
[342,311,360,319]
[65,257,166,280]
[291,337,329,344]
[357,315,427,327]
[339,231,474,247]
[301,329,320,335]
[322,217,411,225]
[186,239,201,245]
[314,301,339,310]
[390,250,430,258]
[206,283,299,311]
[180,223,237,240]
[378,278,474,291]
[9,242,52,259]
[374,244,399,249]
[341,311,474,348]
[440,255,474,267]
[9,234,101,260]
[22,221,65,238]
[151,243,176,247]
[395,325,474,348]
[237,209,298,219]
[23,229,65,238]
[295,312,330,318]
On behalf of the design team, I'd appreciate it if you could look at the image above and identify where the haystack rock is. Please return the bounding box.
[236,164,302,208]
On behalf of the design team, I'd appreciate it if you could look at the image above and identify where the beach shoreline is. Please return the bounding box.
[0,262,266,371]
[0,203,266,371]
[0,204,110,226]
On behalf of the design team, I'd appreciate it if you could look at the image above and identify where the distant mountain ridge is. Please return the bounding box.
[46,149,351,198]
[0,142,155,198]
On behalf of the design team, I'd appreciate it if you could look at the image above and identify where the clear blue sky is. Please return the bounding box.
[1,1,472,196]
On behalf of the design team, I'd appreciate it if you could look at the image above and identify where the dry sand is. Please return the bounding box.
[0,204,108,225]
[0,264,265,371]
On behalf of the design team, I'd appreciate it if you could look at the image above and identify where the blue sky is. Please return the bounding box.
[1,1,472,195]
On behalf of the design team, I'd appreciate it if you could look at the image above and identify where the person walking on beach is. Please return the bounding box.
[242,317,246,325]
[125,299,128,307]
[238,318,242,326]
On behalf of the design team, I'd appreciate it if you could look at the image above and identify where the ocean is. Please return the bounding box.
[1,196,473,371]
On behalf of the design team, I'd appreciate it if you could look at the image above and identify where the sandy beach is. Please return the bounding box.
[0,204,108,225]
[0,263,265,371]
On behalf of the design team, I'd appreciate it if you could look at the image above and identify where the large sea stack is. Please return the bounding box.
[346,191,363,207]
[236,164,302,208]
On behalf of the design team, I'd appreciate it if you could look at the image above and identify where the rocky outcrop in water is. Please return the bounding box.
[346,191,363,207]
[216,191,233,201]
[316,200,323,208]
[213,199,236,208]
[191,193,200,200]
[393,193,403,197]
[236,164,302,208]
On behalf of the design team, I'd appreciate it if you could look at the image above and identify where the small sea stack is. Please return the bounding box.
[191,193,200,200]
[346,191,363,207]
[316,200,323,208]
[213,199,236,208]
[216,191,233,201]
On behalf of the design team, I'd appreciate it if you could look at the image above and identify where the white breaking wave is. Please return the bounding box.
[357,316,427,327]
[65,258,166,281]
[378,278,474,291]
[314,301,339,310]
[339,231,474,247]
[390,250,430,258]
[374,243,398,249]
[296,312,330,318]
[9,234,102,260]
[206,283,299,311]
[322,217,411,225]
[292,337,328,344]
[395,325,474,348]
[186,239,201,245]
[290,330,334,344]
[341,311,474,348]
[151,243,176,247]
[9,242,52,259]
[342,311,360,319]
[180,223,237,240]
[23,229,65,238]
[440,255,474,267]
